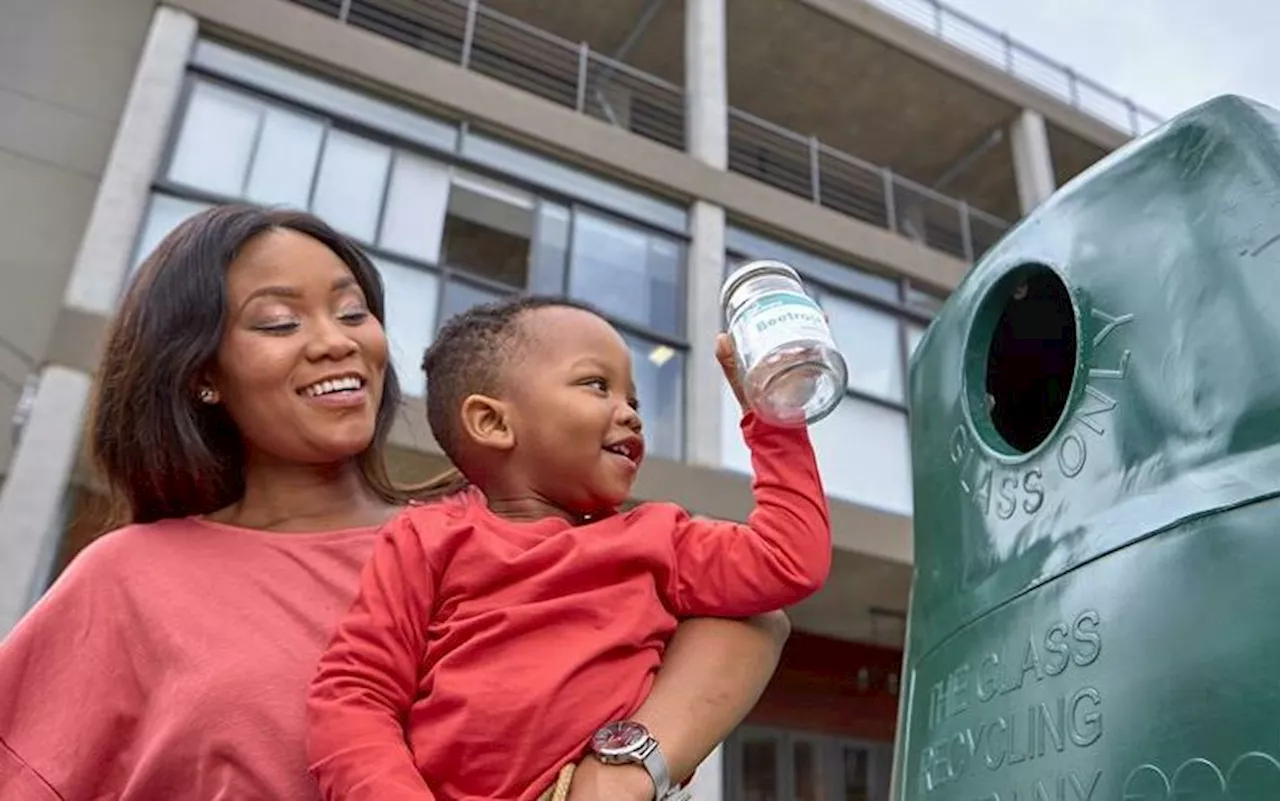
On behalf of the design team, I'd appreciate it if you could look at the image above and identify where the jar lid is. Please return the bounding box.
[719,259,804,310]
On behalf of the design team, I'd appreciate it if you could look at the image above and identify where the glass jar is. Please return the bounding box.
[720,259,848,427]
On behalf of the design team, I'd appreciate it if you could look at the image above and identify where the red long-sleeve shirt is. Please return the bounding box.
[306,413,832,801]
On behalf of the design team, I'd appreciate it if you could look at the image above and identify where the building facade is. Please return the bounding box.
[0,0,1146,798]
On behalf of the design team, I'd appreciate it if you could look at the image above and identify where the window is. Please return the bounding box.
[438,278,506,327]
[374,258,440,399]
[726,727,892,801]
[168,81,261,197]
[625,334,684,462]
[822,294,903,403]
[906,323,926,361]
[131,194,212,274]
[380,153,451,263]
[244,107,325,209]
[311,131,392,243]
[811,398,912,516]
[740,734,781,801]
[569,211,684,338]
[442,171,534,289]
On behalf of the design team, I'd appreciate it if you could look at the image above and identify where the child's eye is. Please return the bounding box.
[583,377,608,393]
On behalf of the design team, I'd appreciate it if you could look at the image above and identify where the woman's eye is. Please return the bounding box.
[339,308,370,324]
[253,319,299,334]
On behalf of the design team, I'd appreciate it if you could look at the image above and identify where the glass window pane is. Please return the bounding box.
[907,323,926,359]
[624,334,684,461]
[438,279,507,330]
[569,212,682,337]
[719,384,751,475]
[311,130,391,242]
[379,152,451,264]
[168,82,262,197]
[794,740,822,801]
[824,295,903,402]
[740,737,779,801]
[244,107,324,209]
[131,194,213,276]
[528,201,571,294]
[843,745,870,801]
[442,172,533,288]
[907,284,945,314]
[811,398,912,515]
[374,259,439,398]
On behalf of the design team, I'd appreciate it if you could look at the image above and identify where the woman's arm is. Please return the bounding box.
[567,611,791,801]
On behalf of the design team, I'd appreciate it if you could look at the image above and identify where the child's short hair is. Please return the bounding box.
[421,294,604,468]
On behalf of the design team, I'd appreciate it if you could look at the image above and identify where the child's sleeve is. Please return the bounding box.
[667,411,833,617]
[306,510,441,801]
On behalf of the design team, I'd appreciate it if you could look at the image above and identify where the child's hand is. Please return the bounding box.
[716,333,749,414]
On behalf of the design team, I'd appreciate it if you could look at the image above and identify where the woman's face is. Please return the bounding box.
[208,228,389,467]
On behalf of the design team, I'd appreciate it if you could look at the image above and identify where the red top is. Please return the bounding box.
[306,413,831,801]
[0,517,378,801]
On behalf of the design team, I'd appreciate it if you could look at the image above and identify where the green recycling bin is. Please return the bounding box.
[892,95,1280,801]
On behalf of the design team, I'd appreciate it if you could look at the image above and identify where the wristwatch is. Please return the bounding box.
[589,720,688,800]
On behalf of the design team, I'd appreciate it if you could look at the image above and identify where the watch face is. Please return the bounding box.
[592,721,649,757]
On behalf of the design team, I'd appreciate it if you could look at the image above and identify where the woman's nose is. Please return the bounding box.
[307,319,359,361]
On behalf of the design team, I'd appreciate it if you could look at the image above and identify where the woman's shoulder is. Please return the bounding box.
[56,517,238,592]
[73,517,205,559]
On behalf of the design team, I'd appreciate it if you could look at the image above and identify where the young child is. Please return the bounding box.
[306,296,832,801]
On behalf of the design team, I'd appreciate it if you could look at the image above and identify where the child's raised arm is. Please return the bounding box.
[306,512,440,801]
[665,411,833,617]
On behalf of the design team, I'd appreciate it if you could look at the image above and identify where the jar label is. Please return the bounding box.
[729,290,836,366]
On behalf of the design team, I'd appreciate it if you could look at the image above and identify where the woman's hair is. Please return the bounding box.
[90,204,409,526]
[417,294,604,500]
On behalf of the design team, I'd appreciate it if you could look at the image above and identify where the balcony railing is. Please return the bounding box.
[288,0,1011,262]
[866,0,1164,137]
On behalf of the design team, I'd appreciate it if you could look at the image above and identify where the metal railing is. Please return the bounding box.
[866,0,1164,137]
[728,107,1008,261]
[288,0,1011,261]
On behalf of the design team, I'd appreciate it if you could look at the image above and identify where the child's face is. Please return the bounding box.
[502,306,644,515]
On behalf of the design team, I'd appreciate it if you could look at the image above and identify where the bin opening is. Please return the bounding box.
[978,264,1077,454]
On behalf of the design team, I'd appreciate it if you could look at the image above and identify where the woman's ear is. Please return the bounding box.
[194,372,221,405]
[459,394,515,452]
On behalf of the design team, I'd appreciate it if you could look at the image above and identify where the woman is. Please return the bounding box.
[0,205,789,800]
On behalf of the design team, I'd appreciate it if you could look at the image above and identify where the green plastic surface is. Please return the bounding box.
[893,95,1280,801]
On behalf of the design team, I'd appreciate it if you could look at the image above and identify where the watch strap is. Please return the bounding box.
[635,737,672,799]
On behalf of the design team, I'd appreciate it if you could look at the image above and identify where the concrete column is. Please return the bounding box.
[686,201,726,467]
[1009,109,1055,214]
[685,0,727,169]
[0,367,93,630]
[687,743,724,801]
[0,6,196,634]
[683,0,730,472]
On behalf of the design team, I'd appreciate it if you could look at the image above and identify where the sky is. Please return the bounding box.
[935,0,1280,119]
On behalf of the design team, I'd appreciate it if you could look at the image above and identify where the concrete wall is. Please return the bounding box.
[0,0,158,469]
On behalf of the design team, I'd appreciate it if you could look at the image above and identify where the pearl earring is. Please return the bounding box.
[198,387,218,404]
